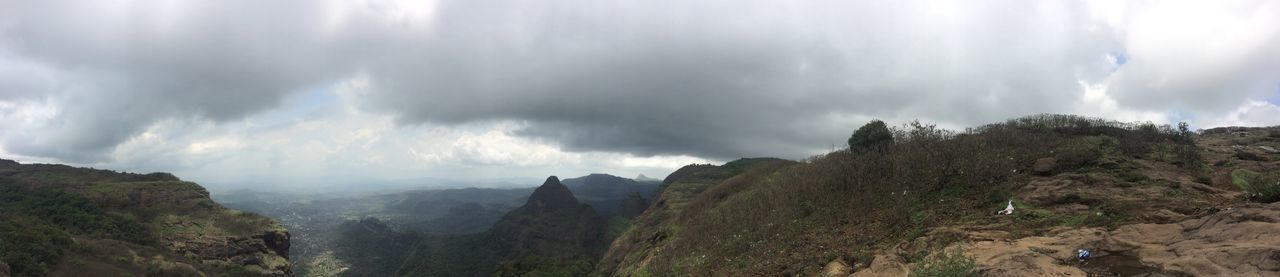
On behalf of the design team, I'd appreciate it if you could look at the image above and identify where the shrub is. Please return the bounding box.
[909,248,978,277]
[1231,169,1280,203]
[849,120,894,151]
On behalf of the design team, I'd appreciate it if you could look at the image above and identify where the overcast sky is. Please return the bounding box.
[1,0,1278,191]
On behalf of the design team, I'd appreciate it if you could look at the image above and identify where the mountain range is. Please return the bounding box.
[5,114,1280,276]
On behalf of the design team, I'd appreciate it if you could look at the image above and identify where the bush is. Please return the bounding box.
[1231,170,1280,203]
[849,120,894,151]
[909,248,978,277]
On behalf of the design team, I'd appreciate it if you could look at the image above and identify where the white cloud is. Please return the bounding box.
[0,0,1277,190]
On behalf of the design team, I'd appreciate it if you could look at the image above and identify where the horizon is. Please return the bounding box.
[2,0,1279,191]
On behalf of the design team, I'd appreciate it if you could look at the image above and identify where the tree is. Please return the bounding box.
[849,120,894,151]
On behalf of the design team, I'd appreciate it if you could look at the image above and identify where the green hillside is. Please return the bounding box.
[0,160,290,276]
[599,114,1280,276]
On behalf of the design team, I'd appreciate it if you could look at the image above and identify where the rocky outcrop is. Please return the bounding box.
[1032,157,1057,175]
[955,203,1280,276]
[485,176,605,264]
[0,159,292,276]
[1107,203,1280,275]
[524,176,581,214]
[819,259,852,276]
[850,255,909,277]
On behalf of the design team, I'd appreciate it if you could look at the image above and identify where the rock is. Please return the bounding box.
[1235,149,1266,161]
[820,259,852,277]
[523,176,581,214]
[851,254,908,277]
[259,229,291,259]
[1033,158,1058,175]
[1260,146,1279,153]
[1107,203,1280,276]
[964,203,1280,276]
[0,261,10,277]
[967,228,1099,276]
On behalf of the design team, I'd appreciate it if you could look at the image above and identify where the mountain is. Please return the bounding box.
[635,174,661,182]
[215,173,657,276]
[0,159,290,276]
[561,173,660,216]
[596,114,1280,276]
[398,176,608,276]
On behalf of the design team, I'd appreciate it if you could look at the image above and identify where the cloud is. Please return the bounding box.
[0,0,1278,184]
[352,0,1123,159]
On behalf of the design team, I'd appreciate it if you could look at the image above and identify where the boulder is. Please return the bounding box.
[820,259,852,277]
[1235,149,1266,161]
[851,254,908,277]
[1032,158,1058,175]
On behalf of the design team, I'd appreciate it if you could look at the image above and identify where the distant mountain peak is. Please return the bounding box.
[635,174,660,182]
[522,176,580,213]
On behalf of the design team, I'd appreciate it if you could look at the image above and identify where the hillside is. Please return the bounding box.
[398,176,610,276]
[216,173,655,276]
[598,115,1280,276]
[0,159,290,276]
[561,174,661,217]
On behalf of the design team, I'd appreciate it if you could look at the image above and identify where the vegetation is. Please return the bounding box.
[908,248,978,277]
[848,119,894,151]
[607,114,1201,275]
[0,178,154,276]
[0,160,290,276]
[1232,169,1280,203]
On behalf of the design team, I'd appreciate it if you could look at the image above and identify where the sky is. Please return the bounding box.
[1,0,1278,191]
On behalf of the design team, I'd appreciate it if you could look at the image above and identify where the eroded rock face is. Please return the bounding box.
[850,254,908,277]
[1108,203,1280,276]
[958,203,1280,276]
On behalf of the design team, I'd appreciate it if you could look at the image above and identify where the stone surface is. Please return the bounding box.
[851,255,909,277]
[820,259,852,277]
[1033,158,1058,175]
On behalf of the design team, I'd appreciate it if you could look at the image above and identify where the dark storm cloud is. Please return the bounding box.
[354,0,1117,159]
[0,0,353,161]
[1,0,1277,163]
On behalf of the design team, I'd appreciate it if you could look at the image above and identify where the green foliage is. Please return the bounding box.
[0,179,155,276]
[1232,169,1280,203]
[605,217,634,240]
[0,214,73,276]
[493,255,594,277]
[909,248,978,277]
[849,120,894,151]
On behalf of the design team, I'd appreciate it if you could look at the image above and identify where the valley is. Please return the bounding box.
[4,115,1280,276]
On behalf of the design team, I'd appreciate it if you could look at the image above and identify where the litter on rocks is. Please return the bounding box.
[997,200,1015,215]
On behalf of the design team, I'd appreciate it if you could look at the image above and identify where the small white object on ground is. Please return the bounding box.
[997,200,1015,215]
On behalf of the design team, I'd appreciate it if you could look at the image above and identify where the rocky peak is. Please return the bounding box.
[522,176,580,214]
[635,174,660,182]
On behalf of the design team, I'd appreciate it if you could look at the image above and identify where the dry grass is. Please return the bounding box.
[629,114,1197,275]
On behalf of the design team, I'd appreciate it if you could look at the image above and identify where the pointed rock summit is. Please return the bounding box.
[523,176,580,213]
[635,174,660,182]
